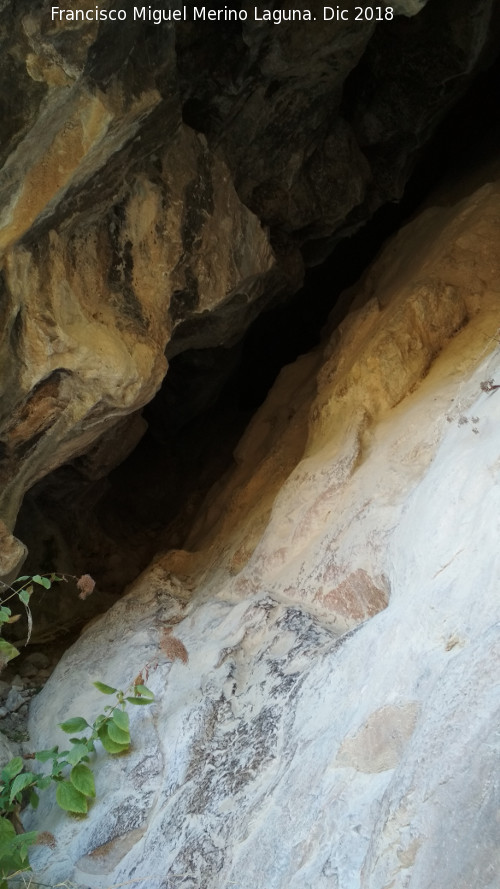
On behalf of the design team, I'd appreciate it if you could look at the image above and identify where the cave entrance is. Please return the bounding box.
[14,48,500,607]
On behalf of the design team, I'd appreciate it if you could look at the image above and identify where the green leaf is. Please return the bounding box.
[70,737,91,749]
[37,776,53,791]
[35,747,58,762]
[133,684,155,700]
[55,780,88,814]
[1,757,23,781]
[112,709,130,732]
[9,772,37,804]
[93,681,117,695]
[0,816,38,876]
[106,721,130,746]
[59,716,89,734]
[126,696,151,705]
[32,575,51,589]
[0,817,15,841]
[50,761,65,779]
[0,638,20,663]
[29,790,39,809]
[0,606,11,623]
[70,764,95,798]
[14,575,30,582]
[65,743,90,766]
[18,588,31,605]
[97,726,129,754]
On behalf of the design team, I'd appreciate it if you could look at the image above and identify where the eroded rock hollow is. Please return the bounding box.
[1,0,500,887]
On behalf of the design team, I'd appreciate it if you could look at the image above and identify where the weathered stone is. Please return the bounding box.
[5,687,24,712]
[180,0,498,245]
[1,1,499,883]
[23,651,50,669]
[361,627,500,889]
[1,0,498,540]
[0,731,20,770]
[336,703,421,772]
[71,412,148,482]
[0,519,26,581]
[0,4,281,530]
[0,118,277,528]
[24,176,500,888]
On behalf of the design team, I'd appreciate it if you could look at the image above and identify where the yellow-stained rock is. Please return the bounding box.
[157,180,500,633]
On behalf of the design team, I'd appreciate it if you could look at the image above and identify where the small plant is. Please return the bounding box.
[0,815,39,887]
[0,679,154,886]
[0,573,95,668]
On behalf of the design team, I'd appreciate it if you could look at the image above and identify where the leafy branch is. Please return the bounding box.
[0,679,154,886]
[0,574,95,667]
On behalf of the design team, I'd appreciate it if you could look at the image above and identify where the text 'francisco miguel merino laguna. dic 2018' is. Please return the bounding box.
[51,6,395,24]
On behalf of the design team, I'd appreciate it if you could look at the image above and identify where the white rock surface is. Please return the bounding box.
[25,180,500,888]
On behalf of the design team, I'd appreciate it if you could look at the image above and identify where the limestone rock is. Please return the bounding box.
[0,520,26,581]
[174,178,500,632]
[1,0,498,534]
[0,121,276,527]
[0,3,281,530]
[336,703,421,773]
[0,732,20,771]
[180,0,498,254]
[361,627,500,889]
[25,178,500,887]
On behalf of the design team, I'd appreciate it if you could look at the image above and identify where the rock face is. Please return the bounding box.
[2,0,500,884]
[1,0,498,535]
[0,106,276,528]
[0,521,26,582]
[0,2,279,532]
[25,176,500,887]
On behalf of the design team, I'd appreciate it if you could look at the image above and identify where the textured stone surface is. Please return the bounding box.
[0,520,26,581]
[2,1,500,882]
[335,703,421,773]
[0,121,276,528]
[0,2,280,533]
[25,178,500,887]
[1,0,498,538]
[0,731,20,771]
[173,177,500,627]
